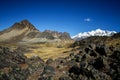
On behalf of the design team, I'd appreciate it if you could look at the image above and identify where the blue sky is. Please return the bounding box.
[0,0,120,36]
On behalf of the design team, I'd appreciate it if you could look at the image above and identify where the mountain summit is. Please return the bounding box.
[11,20,38,30]
[72,29,117,40]
[0,20,71,43]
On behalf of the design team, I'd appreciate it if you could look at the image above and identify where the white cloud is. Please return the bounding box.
[84,18,91,22]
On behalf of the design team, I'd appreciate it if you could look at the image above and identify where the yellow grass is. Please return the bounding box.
[106,38,120,46]
[0,40,74,61]
[24,42,73,61]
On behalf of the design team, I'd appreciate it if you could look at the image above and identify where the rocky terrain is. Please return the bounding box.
[0,32,120,80]
[0,20,119,80]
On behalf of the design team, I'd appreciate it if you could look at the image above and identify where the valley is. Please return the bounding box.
[0,20,119,80]
[0,41,74,61]
[24,44,73,61]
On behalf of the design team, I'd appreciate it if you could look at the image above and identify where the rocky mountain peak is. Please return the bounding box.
[42,30,71,39]
[20,20,30,24]
[11,20,38,30]
[0,20,71,43]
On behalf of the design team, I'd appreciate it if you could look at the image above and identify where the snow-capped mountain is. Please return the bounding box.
[72,29,117,40]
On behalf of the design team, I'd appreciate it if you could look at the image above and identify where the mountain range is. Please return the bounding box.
[0,20,118,43]
[72,29,117,40]
[0,20,71,43]
[0,20,120,80]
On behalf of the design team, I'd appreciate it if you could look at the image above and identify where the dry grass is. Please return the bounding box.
[106,38,120,46]
[0,41,74,61]
[24,42,74,61]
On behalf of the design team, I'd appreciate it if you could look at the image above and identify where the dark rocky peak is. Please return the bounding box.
[60,32,71,39]
[11,20,38,30]
[20,20,30,25]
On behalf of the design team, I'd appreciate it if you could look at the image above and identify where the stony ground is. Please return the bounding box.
[0,34,120,80]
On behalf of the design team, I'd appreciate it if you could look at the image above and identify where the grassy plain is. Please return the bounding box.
[24,42,74,61]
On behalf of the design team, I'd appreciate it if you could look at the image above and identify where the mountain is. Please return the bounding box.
[0,20,71,43]
[0,21,119,80]
[0,31,120,80]
[72,29,117,40]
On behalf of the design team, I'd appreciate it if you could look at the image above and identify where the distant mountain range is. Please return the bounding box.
[0,20,118,43]
[72,29,117,41]
[0,20,71,43]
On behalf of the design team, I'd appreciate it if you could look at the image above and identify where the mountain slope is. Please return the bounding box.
[0,20,71,43]
[72,29,117,40]
[0,20,39,42]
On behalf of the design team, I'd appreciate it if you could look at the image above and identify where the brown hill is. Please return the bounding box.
[0,20,71,43]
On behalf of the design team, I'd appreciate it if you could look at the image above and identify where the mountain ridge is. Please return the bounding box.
[0,20,71,43]
[72,29,117,40]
